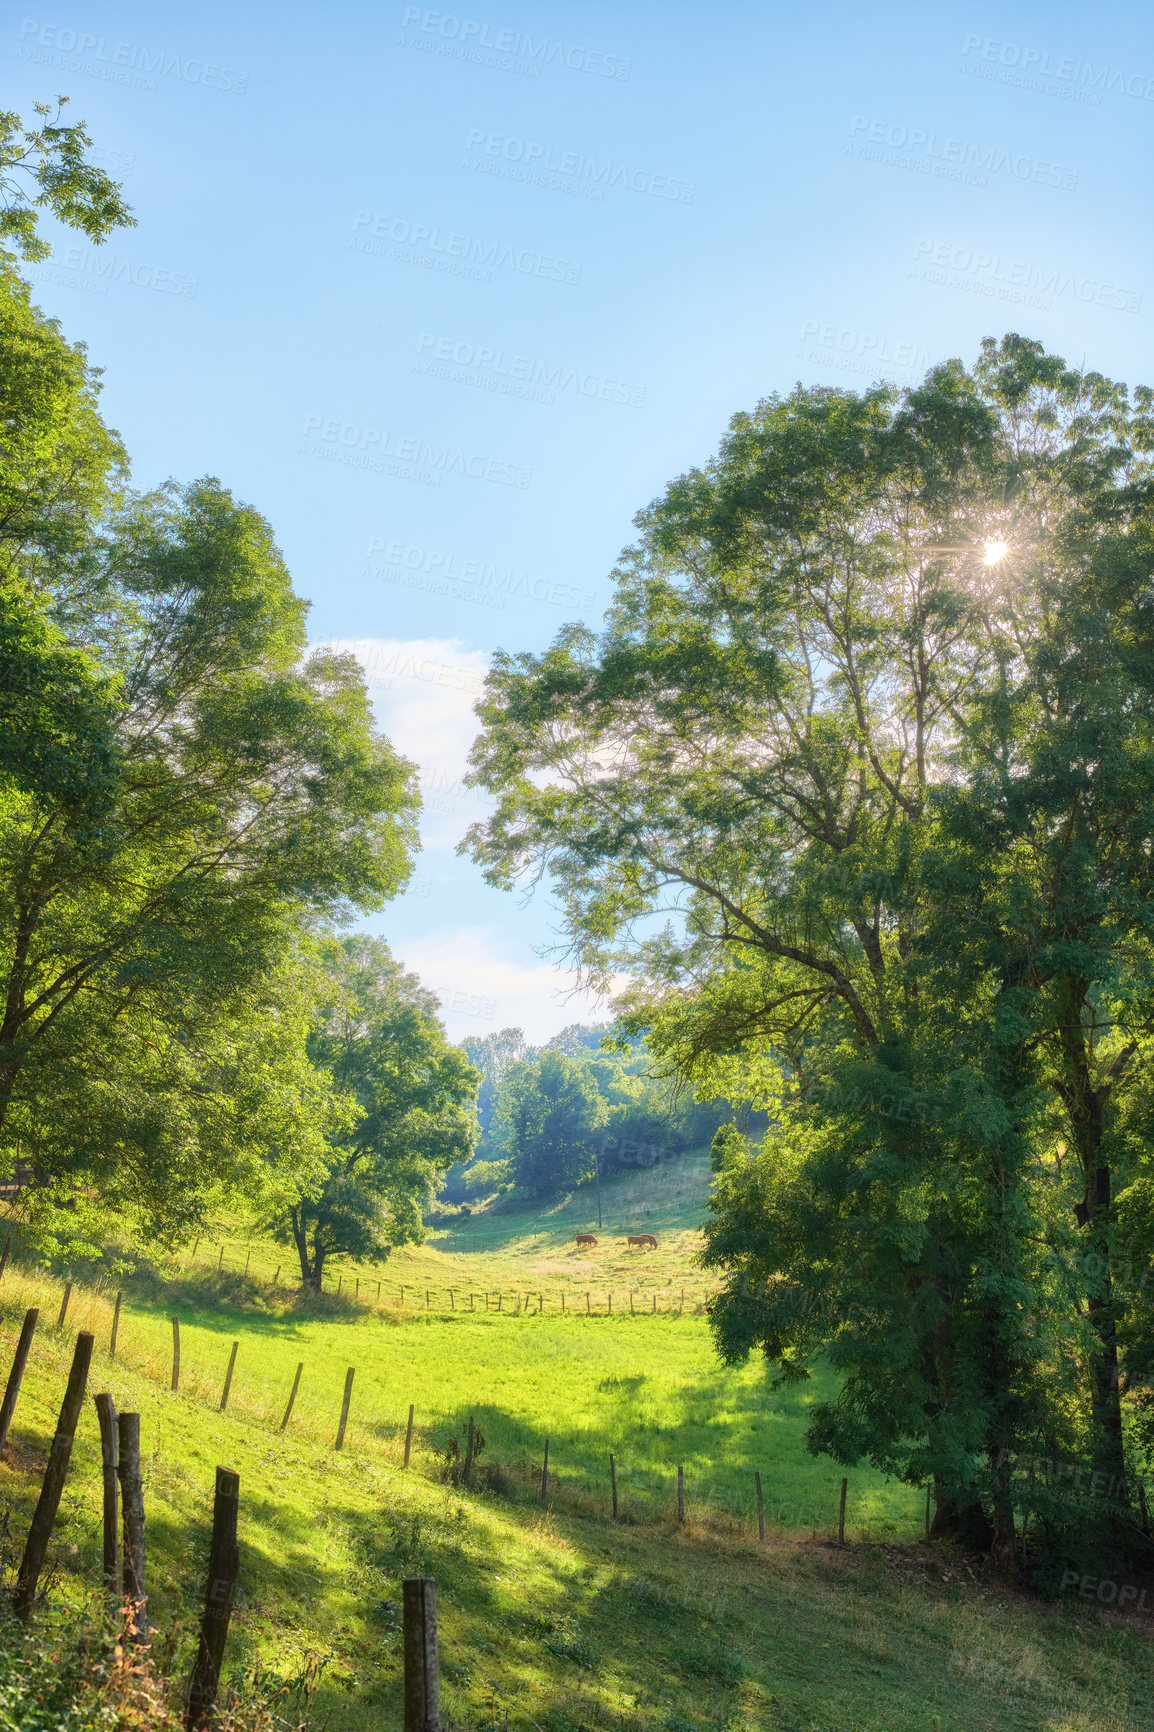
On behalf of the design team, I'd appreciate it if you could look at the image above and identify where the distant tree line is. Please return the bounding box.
[445,1024,732,1203]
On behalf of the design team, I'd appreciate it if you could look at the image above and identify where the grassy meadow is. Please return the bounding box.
[0,1151,1151,1729]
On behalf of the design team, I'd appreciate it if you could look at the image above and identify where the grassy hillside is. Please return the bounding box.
[0,1153,1151,1729]
[0,1266,1151,1732]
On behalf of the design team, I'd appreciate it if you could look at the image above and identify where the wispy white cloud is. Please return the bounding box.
[313,637,618,1042]
[399,925,616,1044]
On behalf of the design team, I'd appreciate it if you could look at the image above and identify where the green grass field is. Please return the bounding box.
[0,1152,1151,1729]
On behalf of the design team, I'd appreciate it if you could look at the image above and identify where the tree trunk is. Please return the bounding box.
[289,1206,311,1287]
[1058,991,1130,1505]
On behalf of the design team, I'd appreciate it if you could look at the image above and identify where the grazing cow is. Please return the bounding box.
[575,1234,598,1247]
[627,1234,658,1250]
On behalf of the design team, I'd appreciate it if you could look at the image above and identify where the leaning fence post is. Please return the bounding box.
[335,1367,355,1449]
[403,1576,440,1732]
[118,1411,147,1643]
[610,1452,617,1520]
[677,1464,685,1524]
[94,1392,119,1598]
[219,1342,238,1412]
[14,1331,94,1619]
[281,1363,303,1431]
[838,1477,848,1546]
[186,1466,240,1729]
[110,1290,122,1358]
[540,1438,549,1505]
[0,1308,38,1455]
[404,1403,415,1468]
[56,1279,73,1331]
[755,1470,765,1542]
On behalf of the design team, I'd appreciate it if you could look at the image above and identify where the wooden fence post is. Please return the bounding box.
[244,1251,251,1278]
[540,1438,549,1505]
[450,1289,454,1310]
[0,1232,10,1281]
[0,1307,38,1455]
[218,1246,224,1271]
[677,1464,685,1524]
[280,1362,303,1431]
[561,1292,565,1314]
[56,1280,73,1331]
[403,1576,440,1732]
[355,1278,360,1300]
[110,1290,122,1358]
[273,1266,280,1287]
[335,1368,355,1449]
[608,1292,612,1315]
[94,1392,119,1598]
[463,1415,475,1485]
[171,1318,181,1393]
[610,1452,617,1520]
[404,1403,415,1468]
[838,1477,847,1546]
[925,1484,931,1538]
[629,1291,634,1315]
[14,1331,94,1619]
[118,1411,147,1644]
[586,1292,590,1314]
[219,1342,238,1412]
[186,1466,240,1729]
[755,1470,764,1542]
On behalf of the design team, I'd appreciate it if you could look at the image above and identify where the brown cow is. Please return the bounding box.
[627,1234,658,1250]
[575,1234,598,1247]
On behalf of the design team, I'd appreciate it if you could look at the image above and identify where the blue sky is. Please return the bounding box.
[10,0,1153,1038]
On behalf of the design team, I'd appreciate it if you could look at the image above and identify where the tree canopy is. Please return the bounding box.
[275,937,478,1286]
[464,338,1154,1571]
[0,105,421,1253]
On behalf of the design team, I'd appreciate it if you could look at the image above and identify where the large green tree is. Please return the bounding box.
[277,937,478,1287]
[0,104,421,1247]
[464,338,1154,1561]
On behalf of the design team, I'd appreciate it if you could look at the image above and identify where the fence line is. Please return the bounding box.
[0,1259,875,1546]
[176,1246,718,1319]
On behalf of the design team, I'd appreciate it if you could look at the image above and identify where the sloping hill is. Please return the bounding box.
[0,1255,1150,1732]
